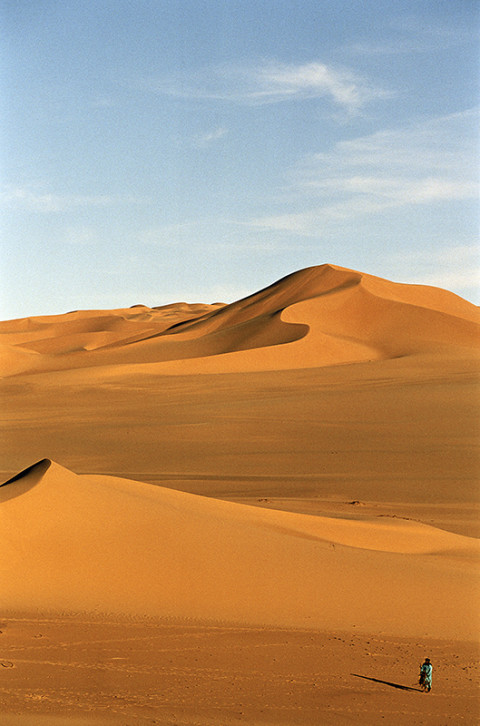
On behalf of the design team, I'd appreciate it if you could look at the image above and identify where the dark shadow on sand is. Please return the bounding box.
[0,459,51,502]
[352,673,422,692]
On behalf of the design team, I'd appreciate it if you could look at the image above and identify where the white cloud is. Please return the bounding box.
[247,211,318,236]
[137,223,197,247]
[247,109,479,234]
[136,218,310,253]
[305,109,477,174]
[143,59,387,114]
[63,226,99,246]
[193,127,228,147]
[1,186,69,213]
[436,243,480,266]
[389,243,480,298]
[411,268,480,293]
[348,15,474,56]
[91,95,118,109]
[1,185,145,213]
[250,61,383,110]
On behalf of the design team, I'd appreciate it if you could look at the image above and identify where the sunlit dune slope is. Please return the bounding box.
[1,460,478,638]
[0,302,225,375]
[1,264,479,376]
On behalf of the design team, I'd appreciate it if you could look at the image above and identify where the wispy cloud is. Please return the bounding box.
[91,95,118,109]
[137,223,198,247]
[390,243,480,298]
[348,15,474,56]
[63,226,99,246]
[1,185,145,213]
[248,61,384,110]
[248,108,479,235]
[193,126,228,148]
[142,59,388,114]
[135,219,309,253]
[413,268,480,296]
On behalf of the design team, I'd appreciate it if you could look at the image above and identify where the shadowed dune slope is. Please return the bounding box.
[1,264,479,376]
[1,460,479,638]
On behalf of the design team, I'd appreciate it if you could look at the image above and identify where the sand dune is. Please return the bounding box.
[0,302,225,374]
[1,264,478,377]
[1,459,478,639]
[2,265,480,724]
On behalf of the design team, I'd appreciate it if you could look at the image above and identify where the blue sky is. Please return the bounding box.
[2,0,479,319]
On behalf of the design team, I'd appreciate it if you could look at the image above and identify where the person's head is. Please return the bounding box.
[425,658,430,663]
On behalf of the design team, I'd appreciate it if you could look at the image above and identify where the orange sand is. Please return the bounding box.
[1,264,479,724]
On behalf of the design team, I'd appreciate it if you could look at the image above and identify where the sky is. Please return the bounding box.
[2,0,479,319]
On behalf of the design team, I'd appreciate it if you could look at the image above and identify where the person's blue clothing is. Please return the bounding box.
[420,662,432,689]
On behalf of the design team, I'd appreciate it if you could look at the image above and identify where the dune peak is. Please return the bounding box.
[1,460,479,638]
[1,458,53,487]
[1,263,479,377]
[0,458,56,503]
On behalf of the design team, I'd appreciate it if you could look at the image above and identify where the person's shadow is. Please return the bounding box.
[352,673,423,692]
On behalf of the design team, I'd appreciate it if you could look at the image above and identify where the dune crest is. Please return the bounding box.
[1,460,478,638]
[1,264,479,377]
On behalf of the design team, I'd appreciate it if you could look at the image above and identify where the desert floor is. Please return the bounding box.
[1,616,479,726]
[1,266,479,724]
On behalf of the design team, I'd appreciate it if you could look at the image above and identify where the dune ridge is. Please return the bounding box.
[1,459,478,639]
[2,264,479,725]
[1,264,479,377]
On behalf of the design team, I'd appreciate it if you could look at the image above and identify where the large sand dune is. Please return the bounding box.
[1,458,479,639]
[1,265,479,724]
[2,264,479,377]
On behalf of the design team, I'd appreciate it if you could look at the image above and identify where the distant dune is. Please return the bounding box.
[1,265,479,633]
[1,458,479,638]
[1,264,479,377]
[2,264,480,724]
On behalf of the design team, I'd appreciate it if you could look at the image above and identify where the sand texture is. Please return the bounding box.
[1,265,479,378]
[1,264,479,724]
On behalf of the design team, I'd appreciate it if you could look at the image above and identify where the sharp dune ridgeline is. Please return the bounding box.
[1,264,480,725]
[1,264,479,377]
[1,457,479,639]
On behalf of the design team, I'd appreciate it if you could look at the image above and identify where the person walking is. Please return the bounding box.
[419,657,433,692]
